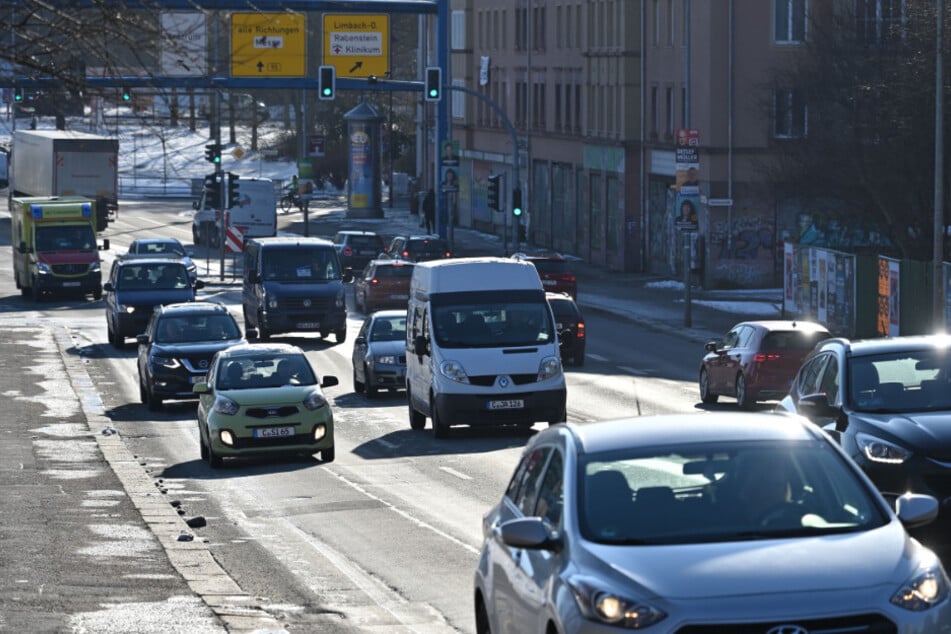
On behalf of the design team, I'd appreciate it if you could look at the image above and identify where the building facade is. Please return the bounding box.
[443,0,823,288]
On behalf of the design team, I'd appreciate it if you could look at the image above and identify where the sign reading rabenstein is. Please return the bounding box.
[323,14,389,78]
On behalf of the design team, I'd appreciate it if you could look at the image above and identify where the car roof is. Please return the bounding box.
[407,234,445,241]
[514,251,567,262]
[115,255,188,267]
[554,412,822,456]
[336,230,379,237]
[545,291,575,301]
[731,320,830,333]
[217,343,305,358]
[132,237,183,246]
[822,334,951,357]
[369,258,414,267]
[251,236,334,248]
[156,301,230,316]
[371,309,407,319]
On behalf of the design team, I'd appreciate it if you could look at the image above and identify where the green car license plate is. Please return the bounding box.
[253,426,295,438]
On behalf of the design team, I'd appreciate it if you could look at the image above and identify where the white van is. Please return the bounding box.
[192,177,277,247]
[406,257,567,438]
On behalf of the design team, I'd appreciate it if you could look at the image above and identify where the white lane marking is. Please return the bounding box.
[439,466,472,481]
[618,365,650,376]
[587,353,608,362]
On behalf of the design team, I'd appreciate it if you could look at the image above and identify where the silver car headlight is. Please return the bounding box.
[304,390,328,411]
[439,360,469,384]
[538,356,562,381]
[856,432,912,464]
[213,395,239,416]
[567,576,667,629]
[891,562,950,611]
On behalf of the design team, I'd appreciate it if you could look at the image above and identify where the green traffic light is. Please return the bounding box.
[429,89,438,98]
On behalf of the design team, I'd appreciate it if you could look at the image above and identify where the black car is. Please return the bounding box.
[103,256,204,349]
[333,230,385,273]
[546,291,585,367]
[136,302,248,410]
[380,234,452,262]
[777,334,951,542]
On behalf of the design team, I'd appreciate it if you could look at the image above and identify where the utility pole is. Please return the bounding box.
[934,0,945,332]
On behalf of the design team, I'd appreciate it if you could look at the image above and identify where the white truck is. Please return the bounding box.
[192,177,277,247]
[8,130,119,232]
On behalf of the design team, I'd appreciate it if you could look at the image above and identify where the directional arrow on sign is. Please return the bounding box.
[349,61,363,73]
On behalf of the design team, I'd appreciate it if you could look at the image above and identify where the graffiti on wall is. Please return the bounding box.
[790,213,894,251]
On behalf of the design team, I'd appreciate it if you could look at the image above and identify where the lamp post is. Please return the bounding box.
[934,0,945,332]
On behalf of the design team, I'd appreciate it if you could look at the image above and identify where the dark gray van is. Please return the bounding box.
[242,237,348,342]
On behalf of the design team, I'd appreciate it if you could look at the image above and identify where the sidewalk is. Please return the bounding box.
[0,323,282,633]
[288,199,784,344]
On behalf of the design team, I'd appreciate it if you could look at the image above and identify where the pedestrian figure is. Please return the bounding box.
[423,189,436,234]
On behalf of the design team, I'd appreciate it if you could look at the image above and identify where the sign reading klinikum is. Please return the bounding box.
[231,13,306,77]
[323,14,389,78]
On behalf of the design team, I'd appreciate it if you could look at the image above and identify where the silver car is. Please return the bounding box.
[474,412,951,633]
[351,310,407,398]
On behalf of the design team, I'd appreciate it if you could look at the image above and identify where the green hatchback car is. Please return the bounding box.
[194,343,339,468]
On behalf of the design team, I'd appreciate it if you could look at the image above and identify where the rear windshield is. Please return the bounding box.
[762,330,830,352]
[410,239,448,252]
[548,299,580,319]
[349,236,383,249]
[375,265,414,278]
[530,259,571,275]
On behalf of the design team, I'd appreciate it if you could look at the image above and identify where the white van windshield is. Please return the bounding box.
[432,302,554,348]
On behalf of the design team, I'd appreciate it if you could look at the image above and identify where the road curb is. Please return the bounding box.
[54,325,285,634]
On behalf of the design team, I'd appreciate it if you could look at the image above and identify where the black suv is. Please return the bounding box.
[333,230,385,273]
[136,301,248,410]
[546,292,586,367]
[381,234,452,262]
[104,256,204,349]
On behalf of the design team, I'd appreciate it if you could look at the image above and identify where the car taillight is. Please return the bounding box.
[576,322,585,339]
[370,278,380,285]
[753,353,781,362]
[344,246,352,256]
[445,251,452,258]
[402,250,410,258]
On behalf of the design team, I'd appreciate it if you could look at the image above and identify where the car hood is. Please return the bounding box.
[116,289,195,306]
[152,338,245,356]
[584,523,915,599]
[368,340,406,356]
[37,251,99,264]
[219,385,324,407]
[851,410,951,459]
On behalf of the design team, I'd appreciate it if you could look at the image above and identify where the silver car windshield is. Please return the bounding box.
[849,350,951,413]
[432,302,554,348]
[577,440,887,545]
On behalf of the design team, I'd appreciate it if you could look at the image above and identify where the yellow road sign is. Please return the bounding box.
[231,13,306,77]
[323,14,389,78]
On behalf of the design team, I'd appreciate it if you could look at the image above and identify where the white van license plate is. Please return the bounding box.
[254,426,295,438]
[487,399,524,410]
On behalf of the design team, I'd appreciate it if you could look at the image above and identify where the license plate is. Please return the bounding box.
[487,399,524,410]
[63,281,80,287]
[542,280,556,286]
[389,294,408,300]
[189,375,205,384]
[296,322,320,329]
[253,426,295,438]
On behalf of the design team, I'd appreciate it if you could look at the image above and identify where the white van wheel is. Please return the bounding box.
[431,399,450,439]
[408,388,426,430]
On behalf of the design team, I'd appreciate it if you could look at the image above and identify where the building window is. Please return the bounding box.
[856,0,907,47]
[574,84,582,133]
[774,88,807,138]
[554,83,562,131]
[681,87,687,127]
[516,7,527,51]
[451,10,466,50]
[774,0,807,44]
[665,86,674,139]
[653,0,661,46]
[534,6,546,50]
[651,86,658,138]
[667,0,675,45]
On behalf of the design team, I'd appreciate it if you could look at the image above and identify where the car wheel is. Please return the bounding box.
[207,435,223,469]
[432,397,450,439]
[209,229,220,248]
[335,328,347,344]
[735,373,754,409]
[110,323,125,350]
[358,293,366,314]
[474,597,491,634]
[147,386,163,411]
[353,367,365,393]
[257,312,270,340]
[408,388,426,431]
[92,287,102,301]
[139,377,148,404]
[321,446,335,463]
[365,365,378,399]
[192,224,201,245]
[699,367,719,404]
[32,278,43,303]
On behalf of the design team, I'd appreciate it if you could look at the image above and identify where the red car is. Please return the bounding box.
[353,259,415,314]
[512,252,577,299]
[699,320,831,409]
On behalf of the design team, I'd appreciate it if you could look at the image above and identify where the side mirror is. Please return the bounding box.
[194,279,206,290]
[103,282,115,293]
[135,334,149,345]
[321,375,340,388]
[342,269,354,284]
[192,200,200,210]
[704,341,718,353]
[100,238,110,251]
[355,335,367,346]
[244,327,258,339]
[17,241,27,254]
[797,393,840,420]
[414,334,428,356]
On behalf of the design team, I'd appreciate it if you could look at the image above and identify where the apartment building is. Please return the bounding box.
[443,0,823,287]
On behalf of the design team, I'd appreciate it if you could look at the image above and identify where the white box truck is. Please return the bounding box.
[192,177,277,247]
[406,257,568,438]
[8,130,119,231]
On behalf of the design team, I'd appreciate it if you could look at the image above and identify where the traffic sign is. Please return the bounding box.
[225,224,244,253]
[231,13,306,77]
[323,14,389,78]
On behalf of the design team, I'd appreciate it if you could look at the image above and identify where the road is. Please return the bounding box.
[0,200,804,632]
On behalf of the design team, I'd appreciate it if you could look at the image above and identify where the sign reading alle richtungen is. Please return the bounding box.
[231,13,306,77]
[323,14,389,78]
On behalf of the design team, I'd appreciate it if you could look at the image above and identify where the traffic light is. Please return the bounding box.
[121,86,131,102]
[487,174,501,211]
[226,172,240,209]
[318,65,336,101]
[204,143,221,165]
[512,188,523,217]
[13,87,22,102]
[204,172,222,208]
[424,67,442,102]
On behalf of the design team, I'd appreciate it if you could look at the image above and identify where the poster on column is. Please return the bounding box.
[348,126,372,209]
